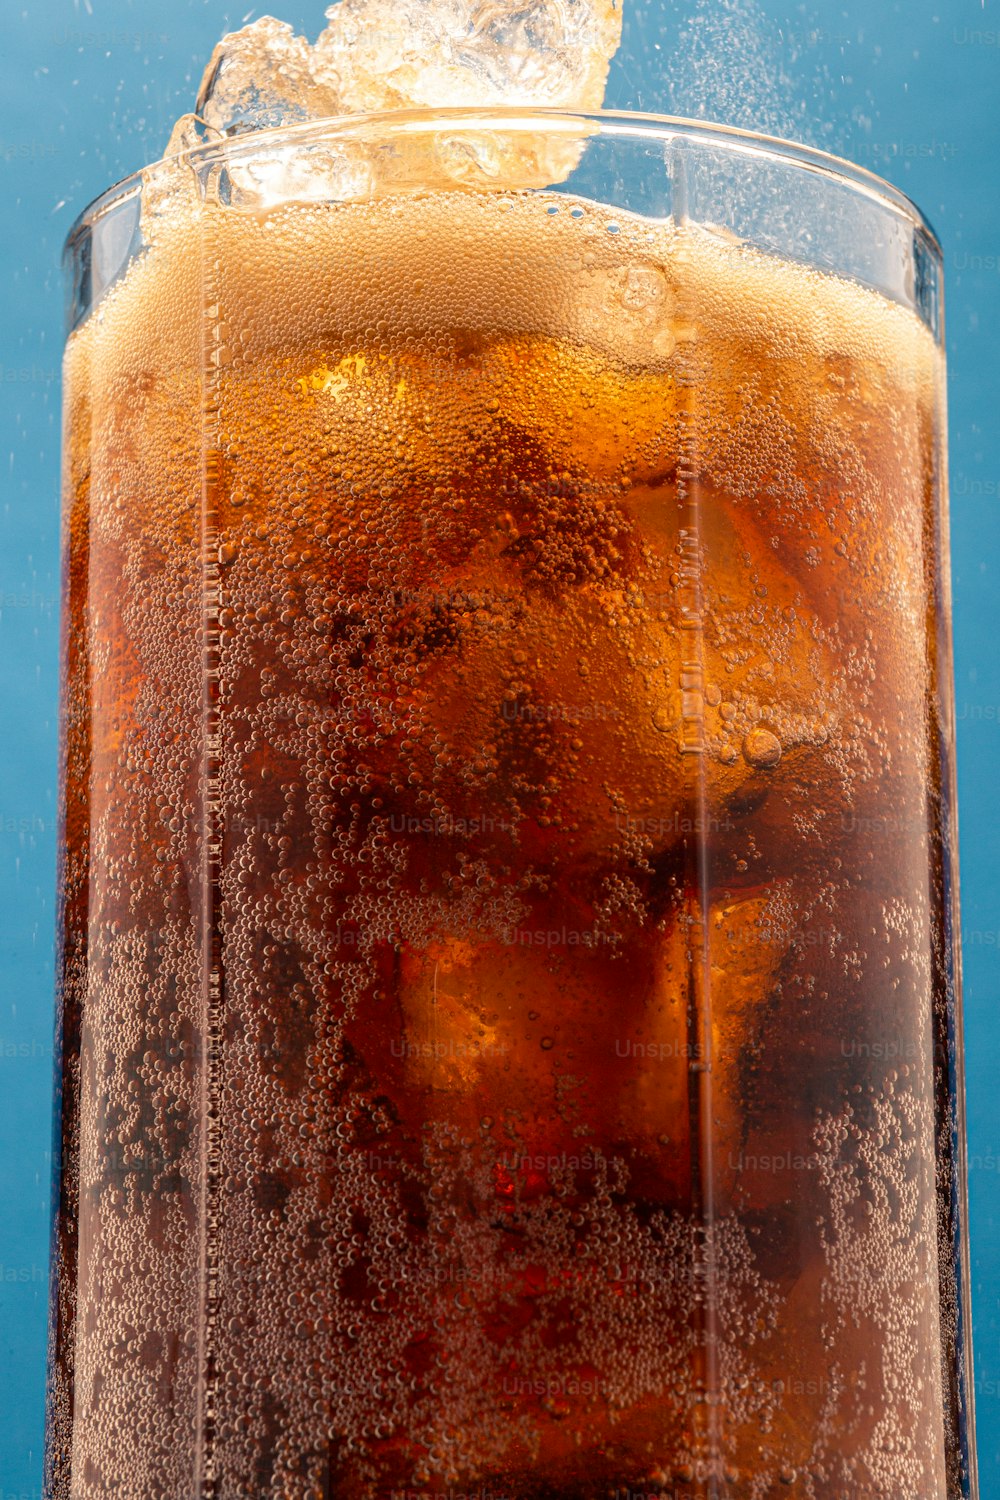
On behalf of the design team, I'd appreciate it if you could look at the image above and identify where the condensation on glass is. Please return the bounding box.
[47,111,977,1499]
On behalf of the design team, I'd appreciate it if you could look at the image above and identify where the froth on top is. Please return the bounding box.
[71,188,940,401]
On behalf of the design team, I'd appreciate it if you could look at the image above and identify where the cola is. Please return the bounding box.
[47,151,974,1498]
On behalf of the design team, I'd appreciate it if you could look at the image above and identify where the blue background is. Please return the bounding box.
[1,0,997,1493]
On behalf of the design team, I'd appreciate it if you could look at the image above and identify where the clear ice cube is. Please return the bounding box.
[194,17,343,138]
[315,0,622,112]
[164,113,223,160]
[163,0,623,197]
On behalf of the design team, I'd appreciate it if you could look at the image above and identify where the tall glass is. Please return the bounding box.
[47,111,977,1499]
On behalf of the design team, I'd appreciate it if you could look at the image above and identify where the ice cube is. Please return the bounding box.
[163,0,624,201]
[163,112,224,159]
[193,17,342,139]
[145,116,225,243]
[220,141,375,207]
[313,0,623,190]
[315,0,623,113]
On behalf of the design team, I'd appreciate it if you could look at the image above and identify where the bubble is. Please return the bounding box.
[620,266,667,311]
[742,727,782,768]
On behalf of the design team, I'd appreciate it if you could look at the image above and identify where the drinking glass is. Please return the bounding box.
[47,110,977,1499]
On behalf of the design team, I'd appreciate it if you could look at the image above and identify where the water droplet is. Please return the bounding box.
[652,705,672,733]
[540,1036,554,1051]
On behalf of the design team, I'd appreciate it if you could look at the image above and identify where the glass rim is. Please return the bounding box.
[64,105,942,260]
